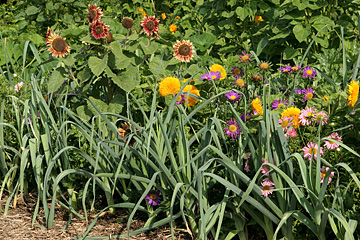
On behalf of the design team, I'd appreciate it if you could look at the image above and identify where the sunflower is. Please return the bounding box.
[87,4,103,24]
[140,16,160,39]
[347,80,359,107]
[159,77,180,97]
[209,64,226,80]
[91,21,110,39]
[173,40,195,62]
[46,31,70,58]
[251,98,263,115]
[122,17,134,29]
[281,107,301,129]
[182,85,200,107]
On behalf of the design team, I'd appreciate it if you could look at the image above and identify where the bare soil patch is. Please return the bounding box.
[0,193,192,240]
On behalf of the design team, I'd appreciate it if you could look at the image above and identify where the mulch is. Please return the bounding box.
[0,193,192,240]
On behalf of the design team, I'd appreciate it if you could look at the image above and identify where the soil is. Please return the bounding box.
[0,193,192,240]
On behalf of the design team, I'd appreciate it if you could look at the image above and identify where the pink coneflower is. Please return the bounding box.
[299,106,316,126]
[231,66,243,78]
[314,111,328,126]
[302,87,317,101]
[320,166,335,185]
[14,82,24,92]
[302,142,323,161]
[224,119,241,140]
[239,51,252,63]
[173,40,195,62]
[271,98,289,109]
[324,132,342,149]
[261,158,270,175]
[302,66,317,79]
[261,179,275,197]
[140,16,160,39]
[87,4,103,24]
[225,91,241,102]
[279,65,291,74]
[145,190,162,206]
[91,21,110,39]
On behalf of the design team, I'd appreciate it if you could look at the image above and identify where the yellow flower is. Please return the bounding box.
[209,64,226,80]
[182,85,200,107]
[175,16,180,19]
[162,13,166,20]
[235,78,245,88]
[142,12,147,17]
[159,77,180,97]
[169,24,177,34]
[281,107,301,129]
[323,96,329,102]
[251,98,263,115]
[347,80,359,107]
[138,8,144,12]
[259,62,269,70]
[255,16,264,23]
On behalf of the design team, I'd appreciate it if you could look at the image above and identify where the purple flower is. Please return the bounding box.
[279,65,291,74]
[302,87,317,101]
[294,89,302,94]
[231,66,244,78]
[225,91,241,102]
[240,112,252,122]
[224,119,241,140]
[271,98,289,109]
[239,51,252,63]
[302,66,317,79]
[200,71,221,81]
[279,88,286,93]
[176,94,186,105]
[291,65,301,73]
[145,190,162,206]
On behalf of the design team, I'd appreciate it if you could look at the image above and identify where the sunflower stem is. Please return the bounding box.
[66,65,81,88]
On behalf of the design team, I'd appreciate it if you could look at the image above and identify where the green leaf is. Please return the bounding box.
[88,55,108,76]
[269,30,291,40]
[61,54,76,66]
[48,67,66,94]
[189,33,216,52]
[80,35,102,45]
[105,66,140,92]
[25,6,39,16]
[110,41,123,58]
[236,6,250,21]
[283,46,300,60]
[256,36,270,56]
[293,24,310,43]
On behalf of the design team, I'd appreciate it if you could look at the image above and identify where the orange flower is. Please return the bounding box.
[161,13,166,20]
[138,8,144,12]
[255,16,264,23]
[175,16,180,19]
[169,24,177,34]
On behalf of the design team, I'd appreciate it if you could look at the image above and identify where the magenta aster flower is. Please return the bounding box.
[320,166,335,185]
[279,65,291,74]
[302,142,323,161]
[239,51,252,63]
[324,132,342,149]
[145,190,162,206]
[176,94,186,105]
[299,106,316,126]
[225,91,241,102]
[231,66,243,78]
[291,65,301,73]
[224,119,241,140]
[294,89,302,94]
[271,98,289,109]
[302,87,317,101]
[302,66,317,79]
[200,71,221,81]
[261,179,275,197]
[261,158,270,175]
[314,111,328,126]
[240,112,252,122]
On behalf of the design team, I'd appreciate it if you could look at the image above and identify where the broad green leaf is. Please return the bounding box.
[88,54,108,76]
[189,33,216,52]
[293,24,310,43]
[47,67,66,94]
[106,66,140,92]
[80,35,101,45]
[283,46,300,60]
[25,6,39,15]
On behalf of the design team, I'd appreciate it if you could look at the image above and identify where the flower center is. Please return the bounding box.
[229,125,237,133]
[260,63,269,69]
[211,75,217,80]
[309,147,317,155]
[329,137,336,144]
[307,112,313,117]
[122,18,134,29]
[234,68,241,75]
[306,92,313,100]
[178,44,190,56]
[236,79,245,87]
[306,70,313,75]
[150,194,157,200]
[246,115,251,120]
[230,95,236,100]
[281,120,289,128]
[263,185,270,191]
[146,20,155,31]
[278,103,284,108]
[241,55,249,61]
[292,67,298,71]
[321,172,326,179]
[52,37,67,52]
[88,9,97,21]
[95,25,104,35]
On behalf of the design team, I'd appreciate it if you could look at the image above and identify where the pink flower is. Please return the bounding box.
[145,190,162,206]
[299,106,316,126]
[287,128,297,138]
[324,132,342,149]
[279,116,293,132]
[244,160,250,172]
[224,119,241,140]
[302,66,317,79]
[243,152,251,159]
[320,166,335,185]
[261,179,275,197]
[314,111,328,126]
[302,142,323,161]
[261,158,270,175]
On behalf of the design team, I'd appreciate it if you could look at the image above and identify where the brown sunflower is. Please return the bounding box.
[46,31,70,58]
[91,21,110,39]
[140,16,160,39]
[173,40,195,63]
[87,4,103,24]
